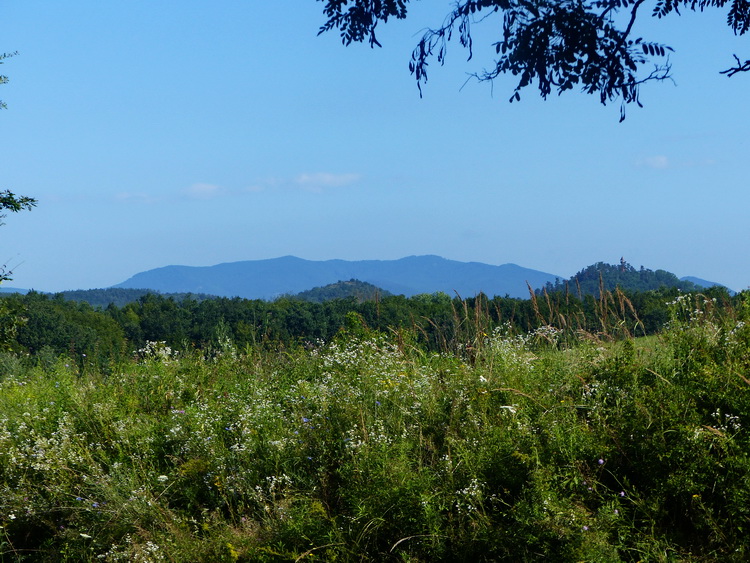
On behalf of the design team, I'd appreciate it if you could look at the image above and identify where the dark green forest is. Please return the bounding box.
[289,279,392,303]
[54,288,218,309]
[1,261,738,370]
[0,280,735,369]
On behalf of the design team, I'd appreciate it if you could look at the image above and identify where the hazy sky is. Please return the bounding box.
[2,1,748,292]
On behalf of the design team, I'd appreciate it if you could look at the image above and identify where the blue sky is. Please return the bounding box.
[1,1,748,292]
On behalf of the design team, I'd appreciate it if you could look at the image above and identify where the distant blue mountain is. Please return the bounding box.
[0,287,28,294]
[680,276,736,295]
[113,255,561,300]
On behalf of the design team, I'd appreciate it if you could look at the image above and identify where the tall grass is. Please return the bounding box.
[1,293,749,561]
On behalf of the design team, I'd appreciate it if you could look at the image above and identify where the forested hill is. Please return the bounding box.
[539,260,727,296]
[291,279,391,303]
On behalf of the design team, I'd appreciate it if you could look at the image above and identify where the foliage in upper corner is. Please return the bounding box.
[538,258,700,297]
[289,279,392,303]
[317,0,750,120]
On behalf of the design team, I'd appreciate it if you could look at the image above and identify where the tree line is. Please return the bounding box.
[0,283,736,370]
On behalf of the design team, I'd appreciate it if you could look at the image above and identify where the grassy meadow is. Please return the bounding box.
[1,293,750,561]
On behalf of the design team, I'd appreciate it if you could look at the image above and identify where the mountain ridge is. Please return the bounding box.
[113,255,561,300]
[2,257,736,300]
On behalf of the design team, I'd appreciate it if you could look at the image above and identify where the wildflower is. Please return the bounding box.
[302,417,310,423]
[375,401,381,406]
[582,526,589,531]
[157,475,169,482]
[620,491,625,497]
[92,502,99,508]
[598,458,605,465]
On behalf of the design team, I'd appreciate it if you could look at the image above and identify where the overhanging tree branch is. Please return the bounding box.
[720,54,750,76]
[316,0,749,118]
[0,190,37,216]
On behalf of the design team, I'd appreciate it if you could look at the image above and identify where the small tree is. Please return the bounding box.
[1,190,37,283]
[1,52,37,282]
[0,189,35,349]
